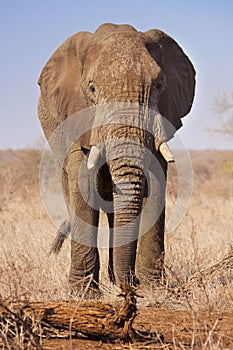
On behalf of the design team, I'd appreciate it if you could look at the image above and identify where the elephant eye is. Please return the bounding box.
[90,85,95,93]
[88,82,96,93]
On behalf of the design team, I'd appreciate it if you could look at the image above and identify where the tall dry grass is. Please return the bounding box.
[0,149,232,312]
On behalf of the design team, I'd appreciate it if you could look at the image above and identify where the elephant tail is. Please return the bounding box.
[49,220,71,254]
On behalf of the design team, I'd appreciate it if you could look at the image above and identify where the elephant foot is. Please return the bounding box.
[115,272,140,289]
[129,274,140,288]
[137,268,166,287]
[136,254,166,287]
[69,277,102,300]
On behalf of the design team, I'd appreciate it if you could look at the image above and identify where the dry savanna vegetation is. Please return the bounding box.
[0,148,232,349]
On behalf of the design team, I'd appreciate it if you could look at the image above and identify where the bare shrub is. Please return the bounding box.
[212,91,233,136]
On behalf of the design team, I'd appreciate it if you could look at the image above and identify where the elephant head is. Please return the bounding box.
[38,23,195,288]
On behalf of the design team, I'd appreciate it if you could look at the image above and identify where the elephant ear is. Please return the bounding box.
[38,31,96,148]
[145,29,196,137]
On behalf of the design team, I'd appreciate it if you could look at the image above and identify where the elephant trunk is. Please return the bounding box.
[86,107,174,286]
[105,133,148,286]
[112,187,143,286]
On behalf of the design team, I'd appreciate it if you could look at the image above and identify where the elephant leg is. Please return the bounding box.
[65,145,100,296]
[106,212,116,284]
[137,209,165,282]
[136,154,167,283]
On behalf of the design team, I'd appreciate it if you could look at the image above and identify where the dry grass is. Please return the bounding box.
[0,148,232,348]
[0,149,232,307]
[163,150,233,311]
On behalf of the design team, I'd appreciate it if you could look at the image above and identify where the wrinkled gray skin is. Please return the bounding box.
[38,23,195,295]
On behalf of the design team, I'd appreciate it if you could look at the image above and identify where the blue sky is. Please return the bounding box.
[0,0,232,149]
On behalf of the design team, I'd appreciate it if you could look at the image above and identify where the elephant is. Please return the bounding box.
[38,23,195,296]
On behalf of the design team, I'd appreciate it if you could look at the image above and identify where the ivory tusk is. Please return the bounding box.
[87,146,101,169]
[159,142,175,163]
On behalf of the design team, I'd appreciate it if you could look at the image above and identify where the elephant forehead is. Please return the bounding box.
[97,31,144,49]
[94,23,137,35]
[90,32,161,78]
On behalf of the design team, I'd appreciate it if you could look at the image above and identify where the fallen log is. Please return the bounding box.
[0,286,140,345]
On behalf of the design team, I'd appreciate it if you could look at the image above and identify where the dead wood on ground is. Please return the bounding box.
[0,285,159,347]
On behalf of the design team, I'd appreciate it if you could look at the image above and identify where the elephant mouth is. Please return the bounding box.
[86,103,175,169]
[87,141,174,170]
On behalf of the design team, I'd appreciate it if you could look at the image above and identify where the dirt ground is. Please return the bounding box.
[43,307,233,349]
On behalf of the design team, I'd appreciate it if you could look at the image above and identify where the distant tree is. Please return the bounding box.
[212,92,233,136]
